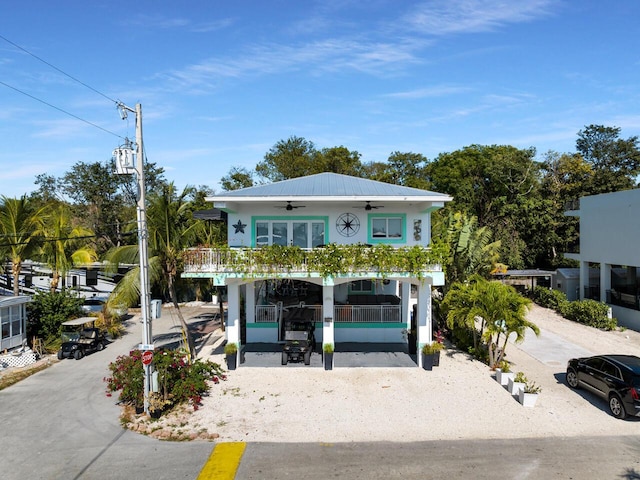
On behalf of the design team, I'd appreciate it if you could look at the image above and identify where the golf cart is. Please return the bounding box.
[57,317,106,360]
[282,320,315,365]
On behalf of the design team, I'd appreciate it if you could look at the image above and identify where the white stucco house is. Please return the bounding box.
[564,188,640,330]
[183,172,452,367]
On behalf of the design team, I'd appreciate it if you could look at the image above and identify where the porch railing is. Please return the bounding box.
[254,304,401,323]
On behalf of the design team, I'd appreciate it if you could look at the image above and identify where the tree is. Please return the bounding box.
[443,212,501,286]
[427,145,541,268]
[576,124,640,194]
[106,183,203,361]
[0,196,46,295]
[255,136,365,182]
[34,203,97,293]
[220,166,255,191]
[441,276,537,368]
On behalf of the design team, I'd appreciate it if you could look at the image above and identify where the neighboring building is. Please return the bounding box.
[564,189,640,330]
[183,172,452,367]
[0,295,30,351]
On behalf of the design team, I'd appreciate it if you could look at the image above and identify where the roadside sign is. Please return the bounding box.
[141,350,153,366]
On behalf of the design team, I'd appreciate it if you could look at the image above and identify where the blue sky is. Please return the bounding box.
[2,0,640,198]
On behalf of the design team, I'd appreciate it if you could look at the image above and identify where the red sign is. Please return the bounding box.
[141,350,153,366]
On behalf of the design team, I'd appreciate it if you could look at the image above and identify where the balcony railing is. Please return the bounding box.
[183,245,443,278]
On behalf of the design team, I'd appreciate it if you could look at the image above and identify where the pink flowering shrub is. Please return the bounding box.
[104,349,226,414]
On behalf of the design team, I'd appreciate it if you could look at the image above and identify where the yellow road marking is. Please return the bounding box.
[197,442,246,480]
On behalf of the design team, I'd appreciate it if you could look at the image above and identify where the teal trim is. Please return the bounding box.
[247,322,278,328]
[367,213,406,244]
[335,322,405,329]
[251,216,329,247]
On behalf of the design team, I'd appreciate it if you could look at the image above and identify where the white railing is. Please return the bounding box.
[183,246,442,276]
[334,305,401,323]
[253,304,400,324]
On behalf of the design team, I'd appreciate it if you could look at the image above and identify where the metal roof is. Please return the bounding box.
[207,173,452,203]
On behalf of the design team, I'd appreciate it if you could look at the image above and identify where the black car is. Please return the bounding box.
[566,354,640,419]
[282,321,315,366]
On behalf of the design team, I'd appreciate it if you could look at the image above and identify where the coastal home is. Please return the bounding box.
[183,172,452,366]
[564,188,640,330]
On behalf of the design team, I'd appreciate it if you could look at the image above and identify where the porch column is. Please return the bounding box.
[322,284,335,347]
[226,283,241,365]
[246,282,256,324]
[401,282,411,329]
[416,282,432,368]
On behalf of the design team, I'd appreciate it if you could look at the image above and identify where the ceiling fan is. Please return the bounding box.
[354,201,384,211]
[275,201,306,211]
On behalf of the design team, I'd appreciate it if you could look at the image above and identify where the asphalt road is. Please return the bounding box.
[2,309,640,480]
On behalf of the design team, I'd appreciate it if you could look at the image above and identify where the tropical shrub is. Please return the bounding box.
[26,290,84,347]
[531,286,568,311]
[104,348,226,414]
[562,299,617,330]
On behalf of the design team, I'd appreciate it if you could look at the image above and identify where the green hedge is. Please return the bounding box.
[531,286,617,331]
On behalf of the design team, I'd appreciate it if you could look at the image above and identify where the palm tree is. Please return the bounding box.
[442,276,538,367]
[106,183,204,361]
[0,196,47,295]
[35,203,97,292]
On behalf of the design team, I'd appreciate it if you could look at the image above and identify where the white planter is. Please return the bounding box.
[496,370,514,387]
[519,390,539,407]
[508,378,525,395]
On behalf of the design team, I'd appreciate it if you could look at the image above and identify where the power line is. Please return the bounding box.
[0,33,118,105]
[0,79,123,139]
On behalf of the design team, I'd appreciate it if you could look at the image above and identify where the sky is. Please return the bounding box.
[1,0,640,199]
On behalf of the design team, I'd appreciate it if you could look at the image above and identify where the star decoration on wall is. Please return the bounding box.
[233,219,247,234]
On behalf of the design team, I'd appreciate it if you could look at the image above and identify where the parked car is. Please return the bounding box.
[82,297,106,314]
[57,317,106,360]
[566,354,640,419]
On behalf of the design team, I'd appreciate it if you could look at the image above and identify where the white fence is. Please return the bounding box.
[254,304,400,323]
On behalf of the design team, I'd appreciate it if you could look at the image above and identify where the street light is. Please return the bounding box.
[114,102,153,413]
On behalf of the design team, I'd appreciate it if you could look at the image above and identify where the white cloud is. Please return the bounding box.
[403,0,556,36]
[384,85,472,99]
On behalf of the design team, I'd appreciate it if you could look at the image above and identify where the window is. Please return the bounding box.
[253,218,327,247]
[350,280,373,293]
[368,214,405,243]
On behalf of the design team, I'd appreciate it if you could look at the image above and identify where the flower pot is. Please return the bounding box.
[496,370,514,387]
[519,390,539,407]
[149,408,162,419]
[508,377,525,395]
[324,352,333,371]
[422,353,435,371]
[432,350,441,367]
[226,353,237,371]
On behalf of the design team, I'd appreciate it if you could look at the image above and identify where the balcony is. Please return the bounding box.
[183,244,444,279]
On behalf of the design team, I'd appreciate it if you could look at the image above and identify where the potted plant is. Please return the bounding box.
[421,342,443,371]
[519,380,541,407]
[323,343,334,371]
[508,371,527,395]
[147,392,170,418]
[224,342,239,371]
[495,360,514,386]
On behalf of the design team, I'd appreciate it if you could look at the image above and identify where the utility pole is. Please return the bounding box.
[114,102,153,414]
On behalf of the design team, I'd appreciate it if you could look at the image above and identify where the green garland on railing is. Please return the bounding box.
[186,241,449,280]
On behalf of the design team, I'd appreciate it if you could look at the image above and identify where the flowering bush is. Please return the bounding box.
[104,349,226,414]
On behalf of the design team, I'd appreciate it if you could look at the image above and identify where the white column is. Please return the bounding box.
[322,284,335,346]
[226,283,241,365]
[401,281,411,329]
[246,282,256,324]
[416,282,432,368]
